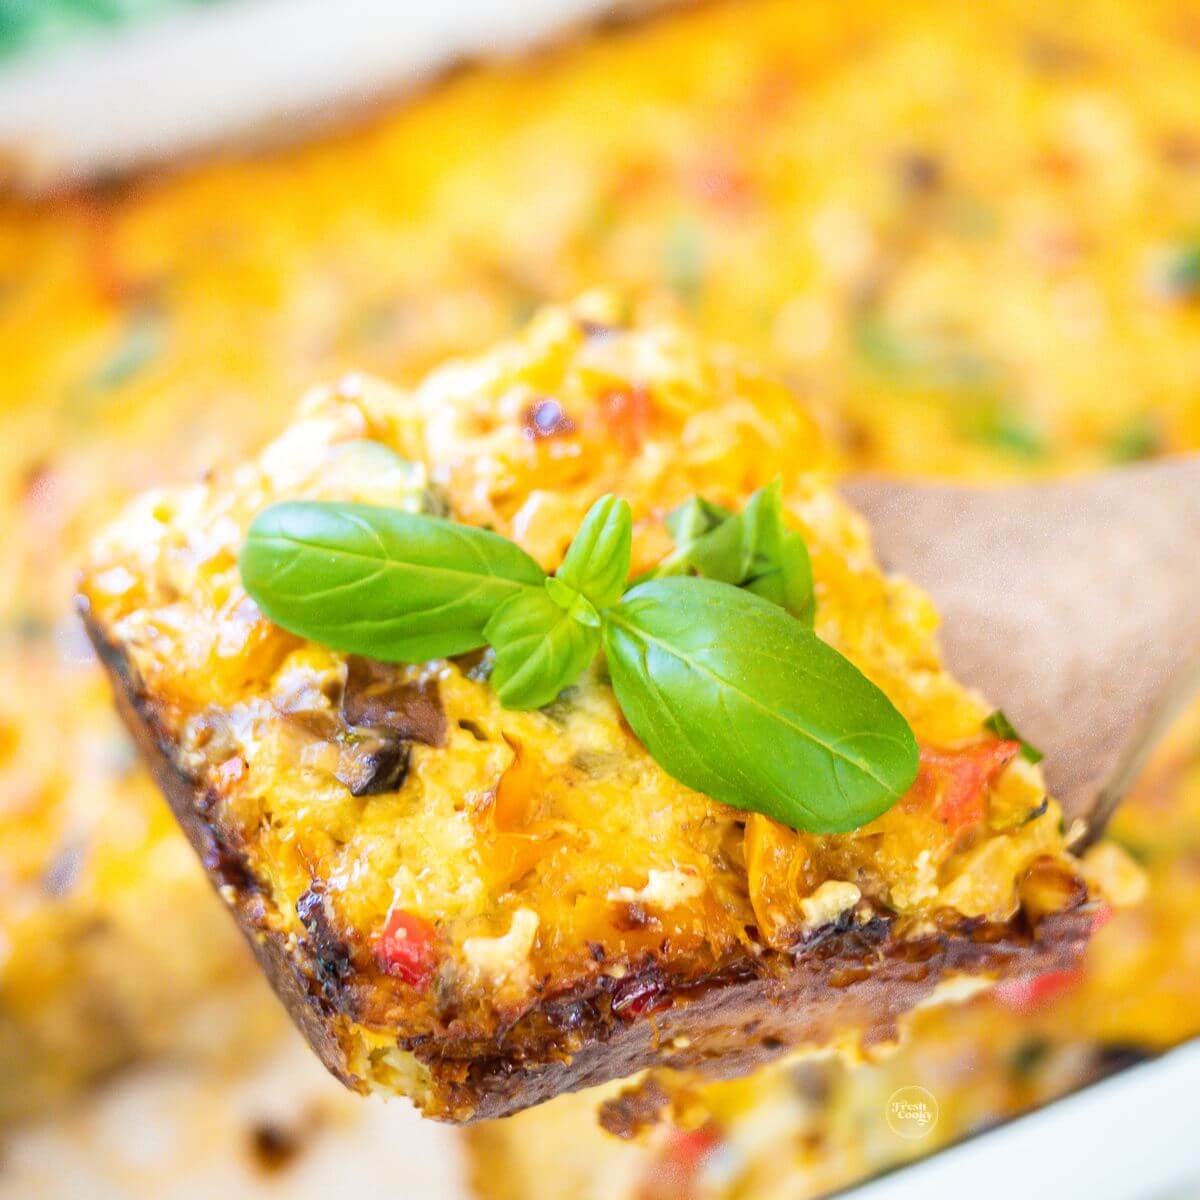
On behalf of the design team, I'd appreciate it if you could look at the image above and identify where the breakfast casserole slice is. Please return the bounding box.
[78,300,1095,1121]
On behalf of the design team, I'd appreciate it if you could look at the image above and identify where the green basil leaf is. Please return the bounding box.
[665,495,733,544]
[744,530,815,626]
[484,586,600,709]
[738,483,815,625]
[641,482,815,623]
[544,577,602,626]
[642,502,745,585]
[983,709,1044,764]
[603,577,918,833]
[554,494,632,610]
[240,501,544,663]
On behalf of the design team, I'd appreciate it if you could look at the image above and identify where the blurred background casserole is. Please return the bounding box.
[1,0,1199,1195]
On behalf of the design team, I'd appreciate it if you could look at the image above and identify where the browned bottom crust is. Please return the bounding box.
[85,609,1092,1122]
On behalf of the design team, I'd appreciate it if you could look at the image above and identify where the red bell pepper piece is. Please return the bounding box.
[376,908,437,990]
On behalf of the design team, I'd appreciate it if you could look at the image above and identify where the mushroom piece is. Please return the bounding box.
[333,656,446,796]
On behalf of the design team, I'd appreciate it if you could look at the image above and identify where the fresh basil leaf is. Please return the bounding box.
[603,578,918,833]
[641,482,815,624]
[665,495,733,544]
[554,494,632,610]
[983,709,1044,764]
[240,501,544,663]
[484,586,600,709]
[783,532,816,625]
[544,577,602,626]
[738,483,815,625]
[647,495,744,584]
[745,531,815,625]
[663,512,746,583]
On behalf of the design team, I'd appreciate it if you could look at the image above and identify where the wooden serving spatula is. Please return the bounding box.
[844,455,1200,840]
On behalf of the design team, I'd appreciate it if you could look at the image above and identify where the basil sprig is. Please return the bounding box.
[241,492,917,832]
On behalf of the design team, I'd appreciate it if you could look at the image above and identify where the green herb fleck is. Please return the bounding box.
[1150,241,1200,301]
[664,221,705,308]
[853,315,1046,460]
[1107,414,1162,464]
[984,709,1044,764]
[852,315,923,376]
[1009,1037,1051,1080]
[961,403,1048,460]
[89,308,165,391]
[1021,798,1050,826]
